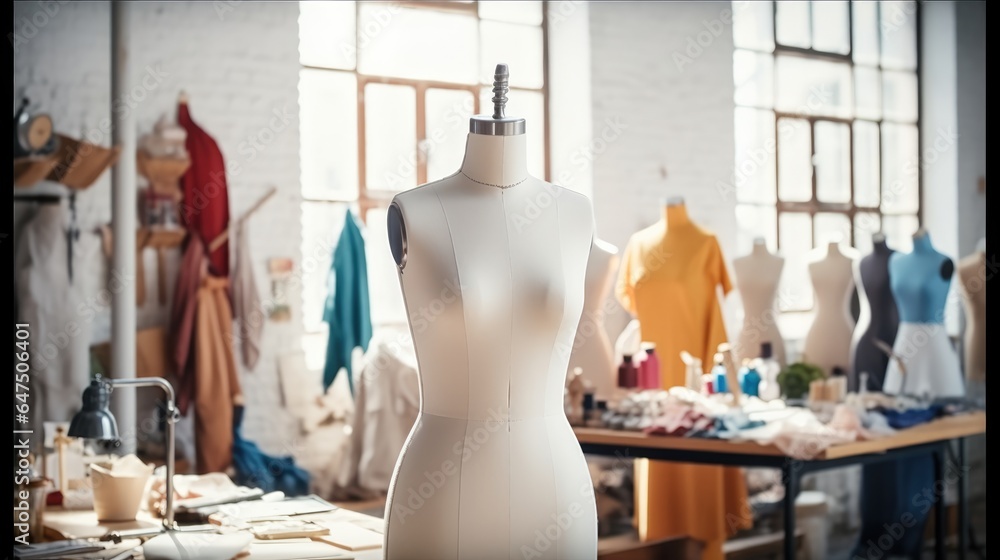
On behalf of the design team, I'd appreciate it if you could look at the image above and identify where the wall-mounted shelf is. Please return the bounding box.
[14,134,121,190]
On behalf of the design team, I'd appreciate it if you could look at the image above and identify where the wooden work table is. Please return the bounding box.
[575,411,986,560]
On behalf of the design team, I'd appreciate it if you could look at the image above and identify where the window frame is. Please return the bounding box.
[300,1,552,222]
[735,1,922,312]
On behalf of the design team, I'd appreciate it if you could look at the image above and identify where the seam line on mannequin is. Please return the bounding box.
[460,171,526,189]
[431,186,468,556]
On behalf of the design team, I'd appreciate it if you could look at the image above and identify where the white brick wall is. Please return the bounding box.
[13,1,302,454]
[587,2,738,338]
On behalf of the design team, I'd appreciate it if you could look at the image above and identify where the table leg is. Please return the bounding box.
[957,438,968,560]
[933,446,946,560]
[783,461,799,559]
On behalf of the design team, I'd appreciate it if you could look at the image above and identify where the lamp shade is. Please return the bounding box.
[68,378,119,440]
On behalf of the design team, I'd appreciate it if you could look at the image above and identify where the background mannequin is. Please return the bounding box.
[732,236,786,367]
[384,66,597,559]
[958,238,986,386]
[883,229,964,397]
[856,228,961,558]
[616,197,748,560]
[567,239,620,399]
[849,233,899,392]
[802,241,857,375]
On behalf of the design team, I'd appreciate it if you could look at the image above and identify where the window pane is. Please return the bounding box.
[299,1,357,70]
[811,1,850,54]
[358,4,478,84]
[734,108,776,204]
[365,207,407,325]
[777,118,812,202]
[365,83,417,192]
[815,121,850,203]
[736,204,777,255]
[814,212,851,246]
[881,123,919,214]
[879,1,918,70]
[882,70,918,122]
[733,0,775,51]
[479,1,543,25]
[853,121,880,208]
[883,214,918,252]
[425,88,475,182]
[299,69,358,200]
[776,1,811,49]
[779,212,814,310]
[851,1,880,66]
[775,55,853,118]
[854,66,881,120]
[853,212,881,255]
[480,20,543,88]
[301,201,350,331]
[481,88,545,177]
[734,49,774,108]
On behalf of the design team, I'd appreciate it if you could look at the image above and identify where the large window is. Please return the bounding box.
[298,2,549,346]
[731,1,919,312]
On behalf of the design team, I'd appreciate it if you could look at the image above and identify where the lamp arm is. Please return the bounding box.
[106,376,177,529]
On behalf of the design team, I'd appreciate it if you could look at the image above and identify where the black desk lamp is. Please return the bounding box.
[68,375,178,529]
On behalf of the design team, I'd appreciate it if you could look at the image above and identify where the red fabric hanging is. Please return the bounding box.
[178,102,230,276]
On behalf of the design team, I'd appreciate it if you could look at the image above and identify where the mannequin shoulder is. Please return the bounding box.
[543,183,594,232]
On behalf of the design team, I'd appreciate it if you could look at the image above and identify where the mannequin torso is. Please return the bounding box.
[568,239,619,399]
[883,231,964,397]
[957,250,986,383]
[803,242,857,375]
[384,132,597,559]
[732,240,786,368]
[849,236,899,391]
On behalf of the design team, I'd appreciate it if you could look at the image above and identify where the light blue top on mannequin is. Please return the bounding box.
[888,233,953,324]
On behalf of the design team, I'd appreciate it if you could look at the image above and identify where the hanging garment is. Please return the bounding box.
[615,203,749,560]
[232,406,310,496]
[193,274,243,474]
[322,209,373,392]
[177,101,230,276]
[169,237,206,415]
[232,220,262,369]
[342,333,420,494]
[15,203,96,427]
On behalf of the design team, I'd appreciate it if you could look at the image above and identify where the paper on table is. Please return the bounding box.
[313,522,383,551]
[244,540,354,560]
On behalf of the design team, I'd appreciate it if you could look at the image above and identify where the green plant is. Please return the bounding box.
[776,362,825,400]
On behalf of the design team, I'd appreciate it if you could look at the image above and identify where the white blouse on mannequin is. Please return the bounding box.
[383,75,597,558]
[802,241,858,375]
[732,237,786,367]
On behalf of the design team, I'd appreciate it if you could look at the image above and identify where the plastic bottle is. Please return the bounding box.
[618,354,639,389]
[639,342,661,389]
[737,358,751,386]
[757,342,782,401]
[712,353,728,393]
[741,362,762,397]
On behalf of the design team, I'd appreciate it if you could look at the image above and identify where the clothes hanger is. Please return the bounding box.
[208,186,278,253]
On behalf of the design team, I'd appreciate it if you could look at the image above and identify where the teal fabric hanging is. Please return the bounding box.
[322,209,373,392]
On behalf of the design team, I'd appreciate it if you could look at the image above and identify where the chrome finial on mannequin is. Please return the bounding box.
[492,64,508,119]
[470,63,526,136]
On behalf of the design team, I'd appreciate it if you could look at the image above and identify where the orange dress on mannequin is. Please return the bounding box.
[615,203,750,560]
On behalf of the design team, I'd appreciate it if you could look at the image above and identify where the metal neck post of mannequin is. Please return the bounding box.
[470,64,526,136]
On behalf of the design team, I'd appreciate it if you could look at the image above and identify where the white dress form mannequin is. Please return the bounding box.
[732,237,786,368]
[802,241,858,375]
[383,66,597,560]
[957,239,986,385]
[567,239,619,399]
